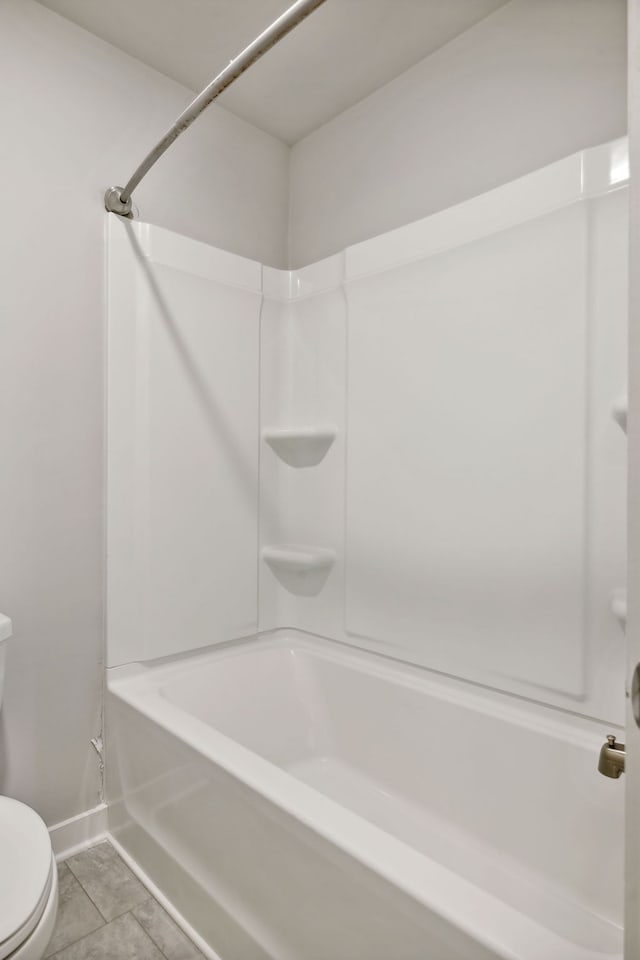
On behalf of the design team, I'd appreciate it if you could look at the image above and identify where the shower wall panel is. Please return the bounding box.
[259,139,628,724]
[107,220,261,666]
[346,203,588,699]
[259,257,347,634]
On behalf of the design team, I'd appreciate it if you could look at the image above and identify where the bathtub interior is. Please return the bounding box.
[124,633,622,952]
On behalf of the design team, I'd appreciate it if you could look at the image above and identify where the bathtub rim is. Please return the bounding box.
[111,627,622,748]
[107,629,623,960]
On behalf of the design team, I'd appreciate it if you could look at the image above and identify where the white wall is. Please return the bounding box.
[0,0,289,827]
[288,0,627,267]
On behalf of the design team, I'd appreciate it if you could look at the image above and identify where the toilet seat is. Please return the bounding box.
[0,798,54,960]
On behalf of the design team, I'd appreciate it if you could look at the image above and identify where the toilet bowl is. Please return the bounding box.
[0,799,58,960]
[0,616,58,960]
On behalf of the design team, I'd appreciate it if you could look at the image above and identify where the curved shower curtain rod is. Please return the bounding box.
[105,0,327,218]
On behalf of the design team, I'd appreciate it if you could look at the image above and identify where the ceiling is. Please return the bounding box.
[36,0,508,144]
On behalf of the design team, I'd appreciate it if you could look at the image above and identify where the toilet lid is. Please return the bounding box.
[0,798,53,959]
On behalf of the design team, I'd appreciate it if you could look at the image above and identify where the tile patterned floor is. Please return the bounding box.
[46,841,204,959]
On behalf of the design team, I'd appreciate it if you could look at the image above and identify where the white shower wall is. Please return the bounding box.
[259,256,347,639]
[262,139,628,724]
[107,138,627,725]
[107,221,262,665]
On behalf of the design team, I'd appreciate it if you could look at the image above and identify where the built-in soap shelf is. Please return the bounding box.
[262,545,335,596]
[263,426,337,467]
[262,545,335,572]
[610,589,627,628]
[611,394,628,433]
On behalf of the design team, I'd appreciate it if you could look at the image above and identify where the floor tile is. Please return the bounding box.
[134,898,204,960]
[50,912,165,960]
[45,863,105,957]
[65,841,150,922]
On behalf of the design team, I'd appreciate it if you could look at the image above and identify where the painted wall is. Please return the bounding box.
[0,0,288,827]
[288,0,627,267]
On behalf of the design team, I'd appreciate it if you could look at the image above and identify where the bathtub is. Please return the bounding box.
[106,630,623,960]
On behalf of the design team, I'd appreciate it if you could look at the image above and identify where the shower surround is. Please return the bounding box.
[105,138,628,959]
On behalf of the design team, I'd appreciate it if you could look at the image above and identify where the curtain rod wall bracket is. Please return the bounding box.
[104,187,134,219]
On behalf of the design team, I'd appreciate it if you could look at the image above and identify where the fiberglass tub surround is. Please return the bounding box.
[106,139,628,960]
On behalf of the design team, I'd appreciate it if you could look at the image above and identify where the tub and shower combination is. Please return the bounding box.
[105,62,628,954]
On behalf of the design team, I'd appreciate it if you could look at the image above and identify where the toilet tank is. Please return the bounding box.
[0,614,12,710]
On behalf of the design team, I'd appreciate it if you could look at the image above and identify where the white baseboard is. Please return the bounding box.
[108,834,222,960]
[49,803,109,861]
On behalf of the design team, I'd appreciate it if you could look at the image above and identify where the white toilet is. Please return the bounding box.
[0,614,58,960]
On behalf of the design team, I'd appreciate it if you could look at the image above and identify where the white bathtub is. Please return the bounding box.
[106,631,623,960]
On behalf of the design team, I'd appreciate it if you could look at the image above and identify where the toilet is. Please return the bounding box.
[0,614,58,960]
